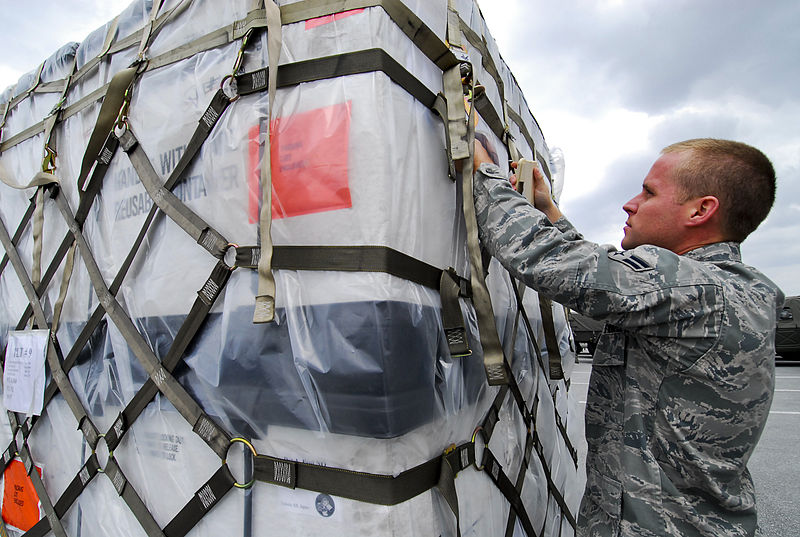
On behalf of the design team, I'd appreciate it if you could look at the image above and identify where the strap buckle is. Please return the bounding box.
[41,147,57,174]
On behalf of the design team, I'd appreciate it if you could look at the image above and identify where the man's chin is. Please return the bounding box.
[621,235,637,250]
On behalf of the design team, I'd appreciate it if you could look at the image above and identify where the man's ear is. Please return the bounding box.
[686,195,720,227]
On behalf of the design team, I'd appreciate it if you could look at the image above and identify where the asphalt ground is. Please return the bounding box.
[569,355,800,535]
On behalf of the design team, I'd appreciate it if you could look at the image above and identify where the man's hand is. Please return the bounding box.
[466,139,564,223]
[511,160,563,223]
[473,139,494,171]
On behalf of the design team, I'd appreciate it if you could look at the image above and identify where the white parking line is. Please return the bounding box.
[769,411,800,415]
[775,389,800,392]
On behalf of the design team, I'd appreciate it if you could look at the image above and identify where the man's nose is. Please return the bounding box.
[623,199,636,214]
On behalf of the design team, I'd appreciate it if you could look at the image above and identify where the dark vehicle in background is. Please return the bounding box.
[569,311,604,355]
[776,296,800,361]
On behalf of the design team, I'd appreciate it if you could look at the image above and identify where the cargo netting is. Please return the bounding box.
[0,1,584,536]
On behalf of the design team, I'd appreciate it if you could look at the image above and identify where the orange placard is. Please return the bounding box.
[305,9,365,30]
[2,459,43,532]
[249,102,353,221]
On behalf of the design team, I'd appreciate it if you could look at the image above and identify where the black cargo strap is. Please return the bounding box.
[505,431,540,537]
[539,296,565,380]
[507,377,577,531]
[119,129,229,259]
[15,134,120,333]
[507,107,552,180]
[52,191,232,459]
[250,437,475,537]
[236,47,437,109]
[510,278,578,465]
[236,244,472,358]
[26,455,102,537]
[477,387,540,537]
[0,205,102,446]
[461,83,508,386]
[46,85,233,386]
[280,0,458,71]
[177,89,233,178]
[18,444,68,537]
[481,448,539,537]
[105,260,233,451]
[478,353,577,534]
[236,245,470,295]
[0,197,36,283]
[440,268,472,357]
[163,465,237,537]
[105,457,167,537]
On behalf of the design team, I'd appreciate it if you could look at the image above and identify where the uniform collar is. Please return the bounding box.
[683,241,742,263]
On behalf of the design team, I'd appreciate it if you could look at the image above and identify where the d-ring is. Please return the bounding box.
[471,426,487,472]
[220,75,240,102]
[227,437,257,489]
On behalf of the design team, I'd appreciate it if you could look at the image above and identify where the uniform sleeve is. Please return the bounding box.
[472,163,721,332]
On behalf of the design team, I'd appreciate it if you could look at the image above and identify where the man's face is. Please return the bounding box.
[621,151,691,252]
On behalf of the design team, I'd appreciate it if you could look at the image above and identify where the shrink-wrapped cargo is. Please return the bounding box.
[0,1,584,536]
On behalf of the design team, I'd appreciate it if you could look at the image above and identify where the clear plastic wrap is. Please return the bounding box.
[0,1,584,536]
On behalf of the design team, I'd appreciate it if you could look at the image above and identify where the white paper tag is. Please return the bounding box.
[3,330,49,416]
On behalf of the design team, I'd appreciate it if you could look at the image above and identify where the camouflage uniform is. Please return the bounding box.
[473,163,784,537]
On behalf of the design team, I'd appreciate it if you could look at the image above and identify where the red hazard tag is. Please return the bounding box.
[2,459,43,532]
[305,9,365,30]
[249,102,353,221]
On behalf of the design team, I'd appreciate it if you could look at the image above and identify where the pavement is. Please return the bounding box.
[568,355,800,536]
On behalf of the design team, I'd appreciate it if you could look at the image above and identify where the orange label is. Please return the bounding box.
[249,102,353,221]
[2,459,43,532]
[305,9,365,30]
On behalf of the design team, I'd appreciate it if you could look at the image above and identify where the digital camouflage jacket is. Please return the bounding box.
[473,163,784,537]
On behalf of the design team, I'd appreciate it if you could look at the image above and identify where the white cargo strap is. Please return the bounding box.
[443,0,469,162]
[0,166,59,190]
[253,0,282,323]
[32,188,45,292]
[137,0,164,59]
[462,86,508,386]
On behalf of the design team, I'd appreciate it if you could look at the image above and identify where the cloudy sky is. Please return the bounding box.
[1,0,798,295]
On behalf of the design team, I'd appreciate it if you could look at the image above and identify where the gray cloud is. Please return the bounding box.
[504,0,800,117]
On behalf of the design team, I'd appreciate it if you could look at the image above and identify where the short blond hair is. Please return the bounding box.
[662,139,775,242]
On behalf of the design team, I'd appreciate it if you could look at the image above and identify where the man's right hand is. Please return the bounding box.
[511,160,563,223]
